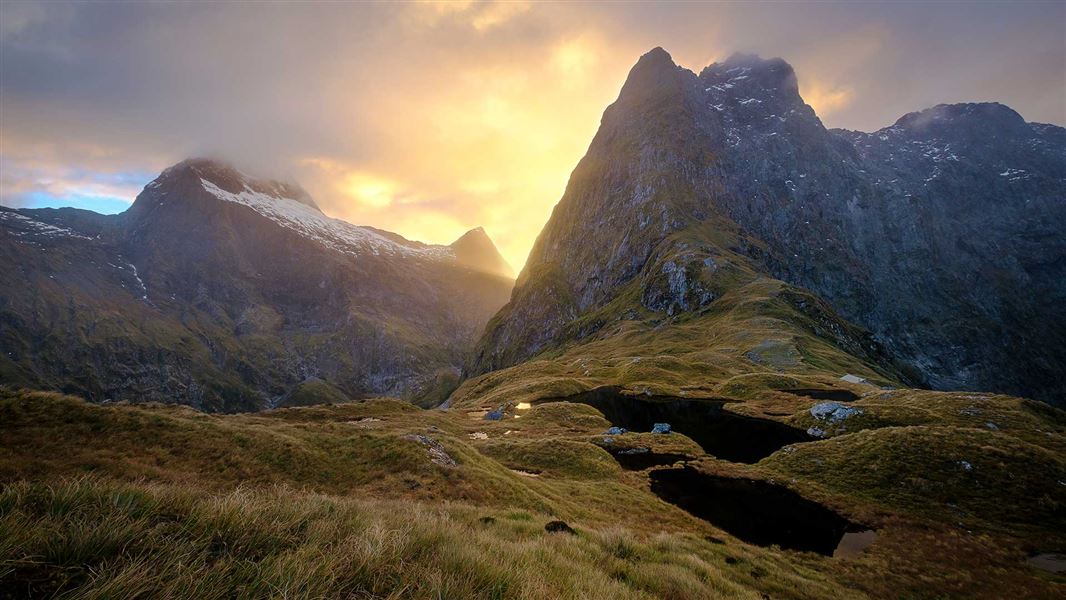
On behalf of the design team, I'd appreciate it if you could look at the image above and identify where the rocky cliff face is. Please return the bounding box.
[0,159,514,411]
[474,48,1066,406]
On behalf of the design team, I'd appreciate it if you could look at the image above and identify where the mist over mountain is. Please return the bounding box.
[475,48,1066,406]
[0,158,514,411]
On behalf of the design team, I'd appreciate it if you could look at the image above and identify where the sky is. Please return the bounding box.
[2,1,1064,271]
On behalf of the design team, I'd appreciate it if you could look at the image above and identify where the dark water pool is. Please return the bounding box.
[537,387,812,463]
[1027,553,1066,573]
[649,466,865,556]
[833,529,878,558]
[783,388,860,402]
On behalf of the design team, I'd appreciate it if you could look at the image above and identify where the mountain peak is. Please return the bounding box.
[890,102,1029,136]
[156,157,320,211]
[615,46,692,105]
[636,46,675,67]
[700,52,799,98]
[450,227,513,279]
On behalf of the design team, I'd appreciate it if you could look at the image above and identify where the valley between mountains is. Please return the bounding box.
[1,48,1064,599]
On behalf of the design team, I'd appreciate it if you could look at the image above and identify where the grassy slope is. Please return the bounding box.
[460,216,904,416]
[451,277,899,419]
[441,223,1066,598]
[1,478,836,600]
[2,390,864,599]
[2,388,1064,599]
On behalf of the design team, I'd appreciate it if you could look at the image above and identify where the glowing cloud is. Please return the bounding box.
[2,2,1063,271]
[801,82,856,116]
[471,1,531,32]
[342,173,401,209]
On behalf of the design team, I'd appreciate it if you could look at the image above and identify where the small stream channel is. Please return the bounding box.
[536,386,813,463]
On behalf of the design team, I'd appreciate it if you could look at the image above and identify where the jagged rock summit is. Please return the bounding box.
[474,48,1066,405]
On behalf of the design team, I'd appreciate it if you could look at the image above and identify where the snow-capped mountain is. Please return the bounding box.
[197,177,452,260]
[131,158,503,268]
[0,159,514,411]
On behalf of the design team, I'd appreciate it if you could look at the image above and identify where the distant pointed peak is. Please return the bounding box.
[452,226,489,244]
[450,226,513,278]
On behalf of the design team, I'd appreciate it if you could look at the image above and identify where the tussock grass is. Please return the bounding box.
[763,425,1066,535]
[478,438,621,478]
[450,279,897,416]
[1,477,829,600]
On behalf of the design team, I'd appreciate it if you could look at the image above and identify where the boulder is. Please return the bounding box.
[545,520,577,535]
[810,402,863,423]
[402,434,457,467]
[807,427,827,438]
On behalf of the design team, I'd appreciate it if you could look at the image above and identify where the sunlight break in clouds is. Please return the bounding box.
[800,82,856,117]
[414,0,531,32]
[289,23,629,270]
[2,2,1063,271]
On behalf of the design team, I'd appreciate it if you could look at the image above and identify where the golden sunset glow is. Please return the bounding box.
[292,7,638,270]
[800,82,856,117]
[4,2,1064,272]
[342,173,401,210]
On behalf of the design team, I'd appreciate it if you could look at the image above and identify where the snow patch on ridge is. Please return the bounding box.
[199,178,454,261]
[0,211,93,240]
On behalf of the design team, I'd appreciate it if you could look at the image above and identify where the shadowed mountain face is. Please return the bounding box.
[0,158,514,411]
[474,48,1066,405]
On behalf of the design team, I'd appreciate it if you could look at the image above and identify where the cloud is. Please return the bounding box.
[1,2,1063,269]
[0,155,150,212]
[552,33,604,77]
[0,1,51,38]
[410,1,530,32]
[800,82,855,117]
